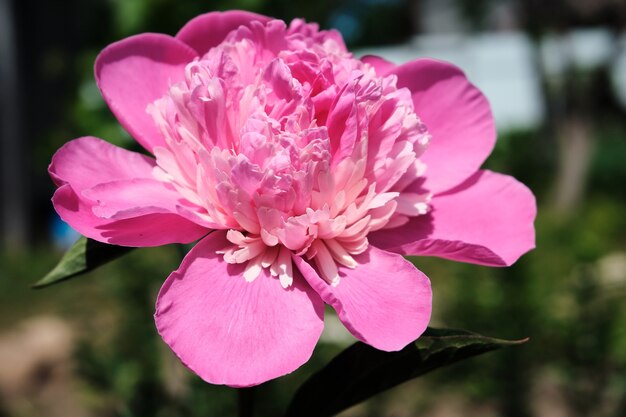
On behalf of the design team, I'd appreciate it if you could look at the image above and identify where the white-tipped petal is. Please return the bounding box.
[325,238,358,268]
[243,257,263,282]
[261,245,279,268]
[312,240,340,285]
[276,247,294,288]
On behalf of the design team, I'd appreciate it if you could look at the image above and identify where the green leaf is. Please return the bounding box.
[285,327,527,417]
[33,237,134,288]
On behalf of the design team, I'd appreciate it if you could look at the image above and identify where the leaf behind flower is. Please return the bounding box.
[285,327,528,417]
[33,237,134,288]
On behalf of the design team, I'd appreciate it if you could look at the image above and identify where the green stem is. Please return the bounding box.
[238,387,255,417]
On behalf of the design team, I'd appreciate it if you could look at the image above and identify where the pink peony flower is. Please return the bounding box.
[49,11,536,387]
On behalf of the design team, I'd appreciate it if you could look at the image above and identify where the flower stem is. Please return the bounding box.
[238,387,255,417]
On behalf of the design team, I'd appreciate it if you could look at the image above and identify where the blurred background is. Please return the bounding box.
[1,0,626,416]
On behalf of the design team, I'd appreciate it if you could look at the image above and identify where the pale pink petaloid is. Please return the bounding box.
[49,11,536,387]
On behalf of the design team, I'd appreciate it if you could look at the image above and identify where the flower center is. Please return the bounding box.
[147,19,431,287]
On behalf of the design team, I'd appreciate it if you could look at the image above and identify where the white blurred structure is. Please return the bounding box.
[357,28,626,133]
[358,32,545,131]
[612,33,626,109]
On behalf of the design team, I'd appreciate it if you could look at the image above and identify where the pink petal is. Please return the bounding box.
[360,55,396,76]
[49,137,208,245]
[155,231,324,387]
[49,137,156,190]
[83,178,187,220]
[176,10,271,56]
[52,185,208,246]
[393,59,496,193]
[95,34,197,152]
[327,83,359,166]
[293,246,432,351]
[370,170,536,266]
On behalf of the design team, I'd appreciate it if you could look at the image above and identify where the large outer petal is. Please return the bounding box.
[155,231,325,387]
[393,59,496,193]
[53,186,207,246]
[49,136,156,189]
[49,137,208,246]
[83,178,187,220]
[370,170,536,266]
[293,246,431,351]
[176,10,271,56]
[95,33,197,152]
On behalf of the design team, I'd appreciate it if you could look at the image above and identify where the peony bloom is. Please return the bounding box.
[49,11,536,387]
